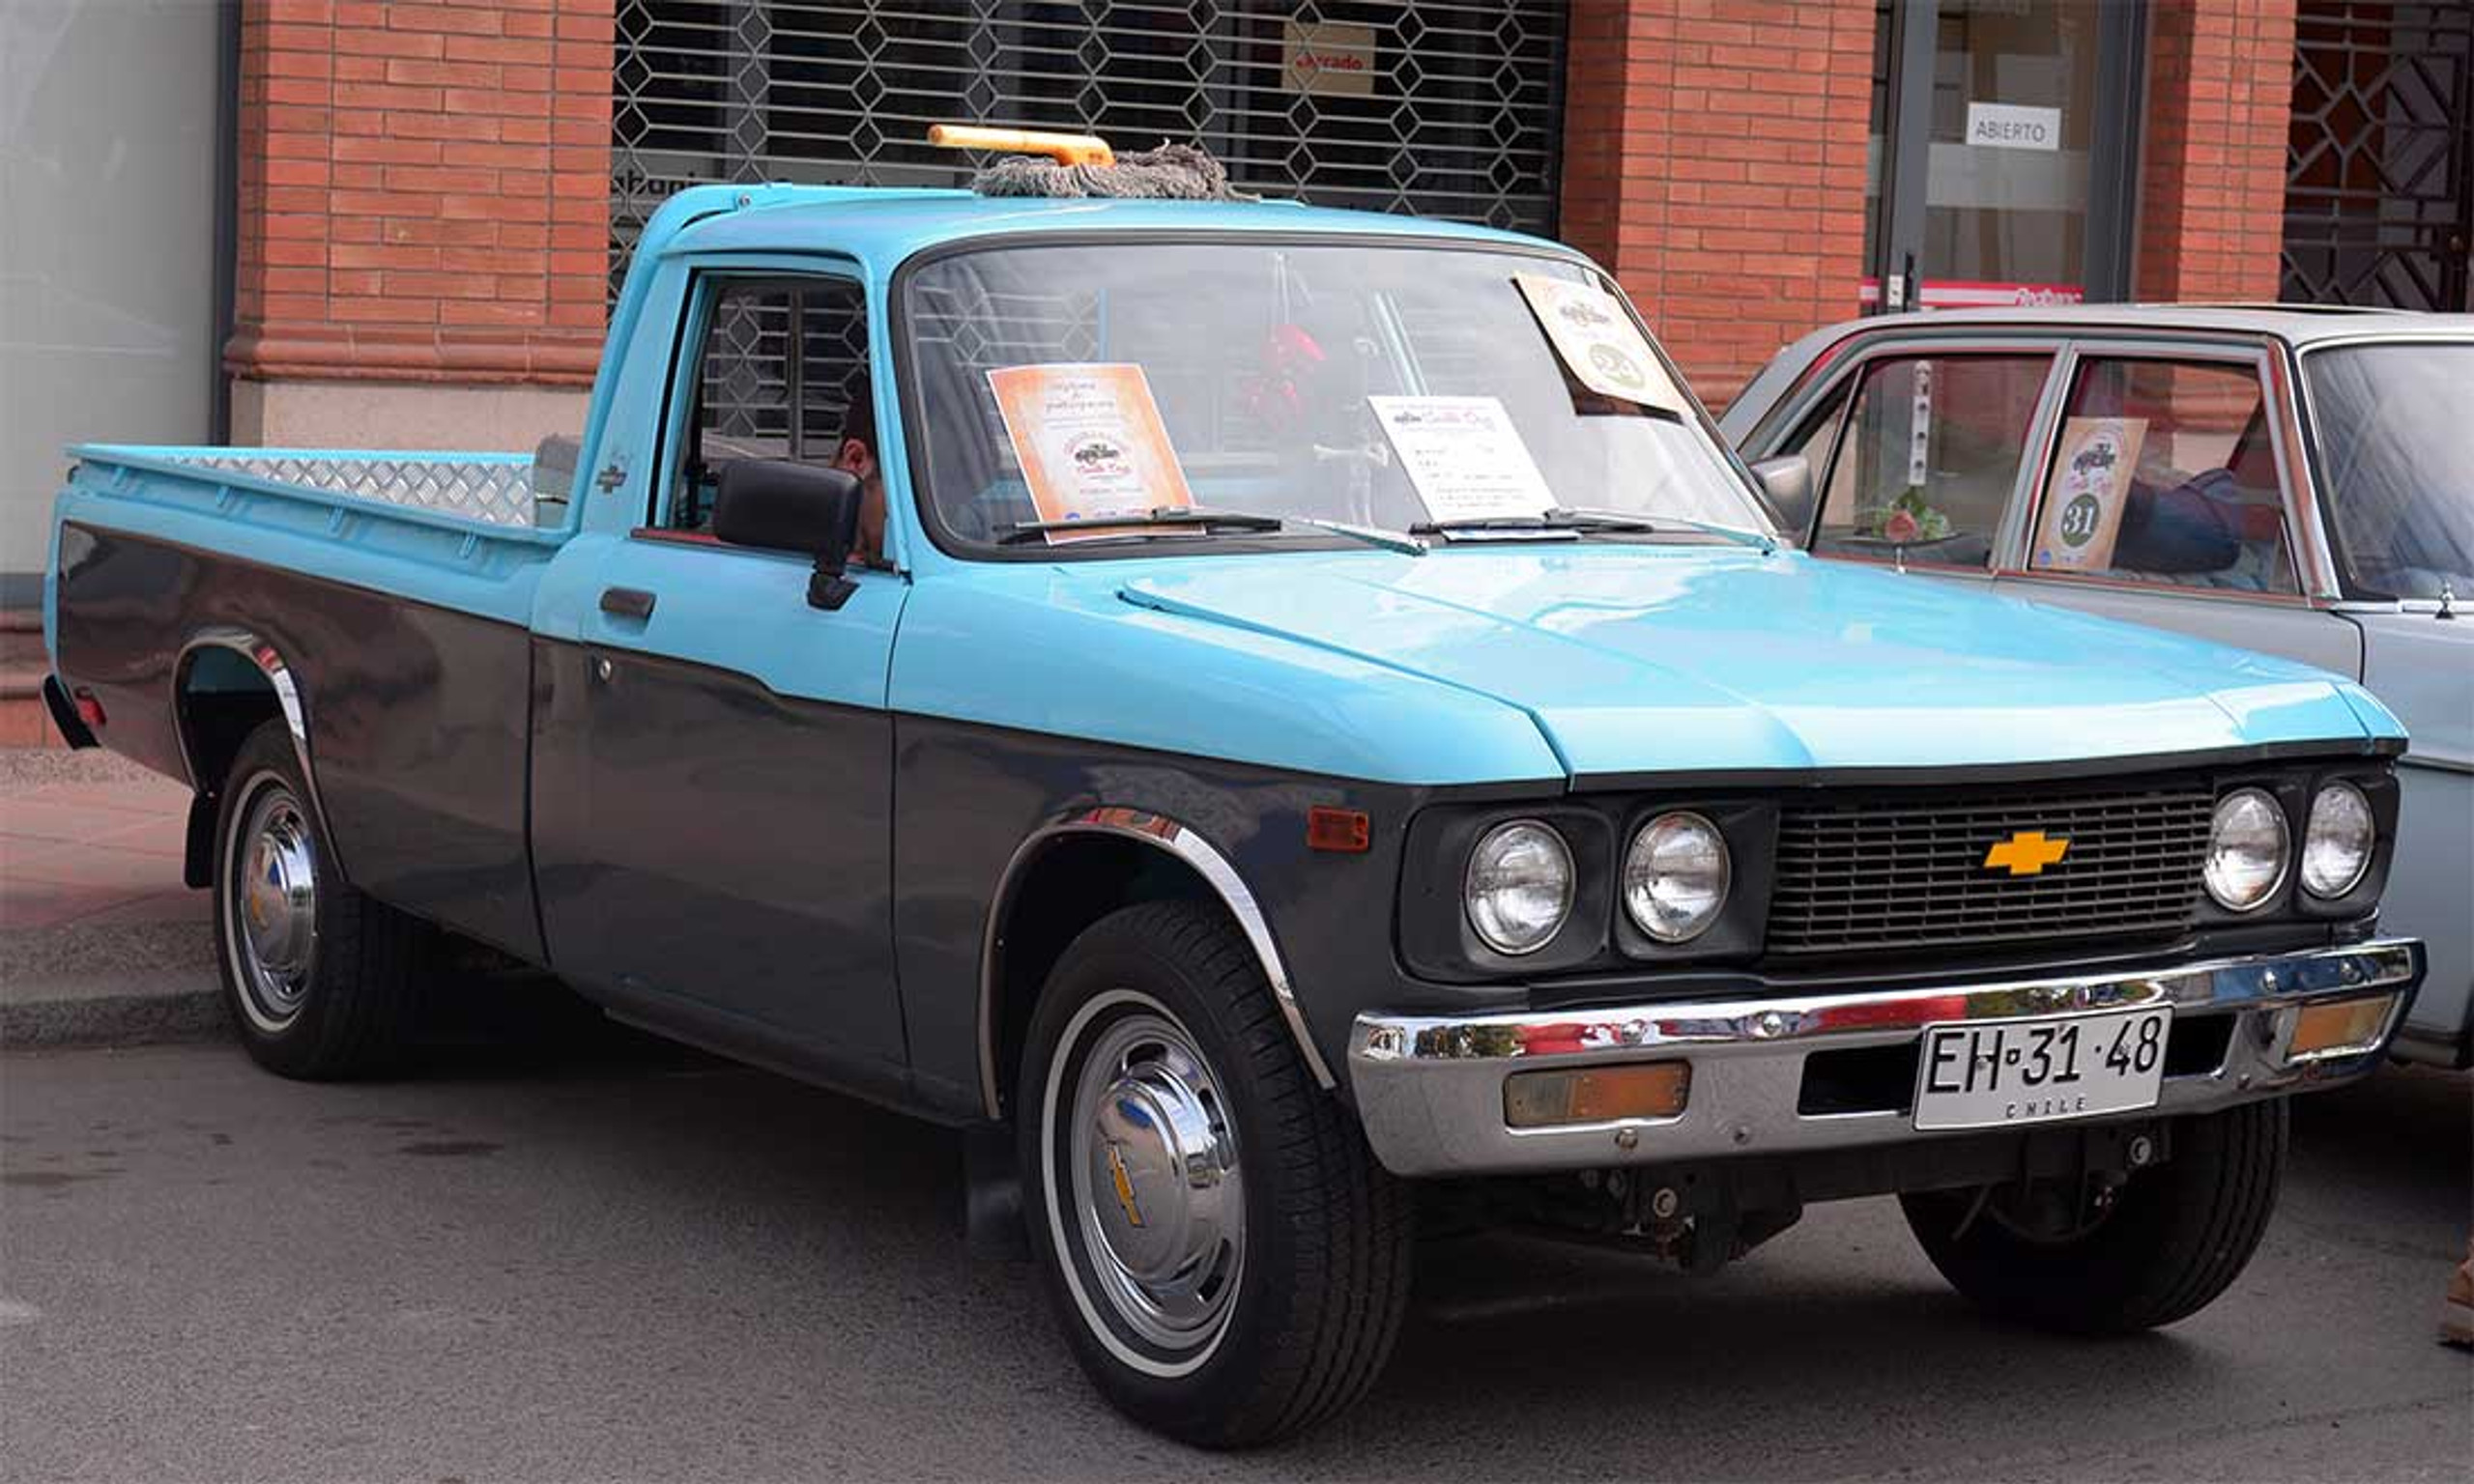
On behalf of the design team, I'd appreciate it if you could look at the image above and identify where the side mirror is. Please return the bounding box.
[1746,454,1816,545]
[712,459,864,611]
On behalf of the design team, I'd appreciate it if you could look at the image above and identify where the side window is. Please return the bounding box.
[2026,357,2298,595]
[664,276,872,533]
[1810,355,2054,570]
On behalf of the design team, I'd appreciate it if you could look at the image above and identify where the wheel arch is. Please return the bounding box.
[171,628,340,888]
[978,807,1336,1120]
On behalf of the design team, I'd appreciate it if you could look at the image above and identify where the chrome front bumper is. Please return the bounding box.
[1347,940,2424,1178]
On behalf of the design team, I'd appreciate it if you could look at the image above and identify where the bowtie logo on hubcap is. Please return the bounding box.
[1104,1140,1145,1229]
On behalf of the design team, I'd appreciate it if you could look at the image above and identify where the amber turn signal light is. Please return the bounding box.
[1503,1061,1690,1128]
[2287,993,2397,1061]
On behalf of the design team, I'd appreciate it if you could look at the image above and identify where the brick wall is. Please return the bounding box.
[2136,0,2298,302]
[1560,0,1876,407]
[227,0,615,390]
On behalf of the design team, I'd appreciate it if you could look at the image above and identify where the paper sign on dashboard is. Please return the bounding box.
[1513,273,1685,412]
[988,363,1194,543]
[1367,395,1555,523]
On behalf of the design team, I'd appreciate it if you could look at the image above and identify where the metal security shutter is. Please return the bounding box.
[611,1,1570,296]
[2282,1,2474,310]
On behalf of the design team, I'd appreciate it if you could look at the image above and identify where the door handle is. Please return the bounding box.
[599,586,657,620]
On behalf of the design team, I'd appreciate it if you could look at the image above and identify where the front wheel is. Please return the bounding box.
[1019,901,1412,1448]
[1901,1099,2288,1333]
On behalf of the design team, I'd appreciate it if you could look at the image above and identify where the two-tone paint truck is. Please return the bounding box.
[44,164,2424,1445]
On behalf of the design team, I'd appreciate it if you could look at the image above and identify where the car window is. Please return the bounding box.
[2303,342,2474,602]
[2026,357,2298,595]
[664,276,872,533]
[1808,354,2053,570]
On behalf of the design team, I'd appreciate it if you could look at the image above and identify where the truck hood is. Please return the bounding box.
[1117,548,2397,782]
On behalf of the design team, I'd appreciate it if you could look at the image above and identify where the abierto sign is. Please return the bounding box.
[1965,101,2061,152]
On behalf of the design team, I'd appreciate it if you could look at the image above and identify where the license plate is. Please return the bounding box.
[1913,1005,2172,1131]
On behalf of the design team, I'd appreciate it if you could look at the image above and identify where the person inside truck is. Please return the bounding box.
[829,373,887,569]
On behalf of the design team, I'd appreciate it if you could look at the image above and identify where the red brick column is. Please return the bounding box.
[1560,0,1875,406]
[227,0,614,392]
[2135,0,2299,301]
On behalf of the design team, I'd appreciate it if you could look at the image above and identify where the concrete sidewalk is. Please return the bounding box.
[0,748,223,1046]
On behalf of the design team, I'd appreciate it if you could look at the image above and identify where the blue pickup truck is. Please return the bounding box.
[44,173,2426,1445]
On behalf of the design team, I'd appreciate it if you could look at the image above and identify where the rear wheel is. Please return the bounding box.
[213,721,435,1078]
[1019,900,1411,1447]
[1901,1099,2288,1333]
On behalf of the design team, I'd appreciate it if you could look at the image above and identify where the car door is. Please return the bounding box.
[2300,333,2474,1054]
[1989,340,2362,678]
[533,267,910,1068]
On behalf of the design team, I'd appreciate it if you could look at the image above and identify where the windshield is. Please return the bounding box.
[901,241,1769,553]
[2304,341,2474,601]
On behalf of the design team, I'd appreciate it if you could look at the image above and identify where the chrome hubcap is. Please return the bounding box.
[230,781,317,1029]
[1067,1009,1244,1356]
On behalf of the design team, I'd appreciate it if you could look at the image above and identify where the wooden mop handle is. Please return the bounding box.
[927,124,1115,168]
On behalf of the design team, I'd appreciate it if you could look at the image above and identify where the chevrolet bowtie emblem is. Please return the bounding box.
[1104,1141,1145,1229]
[1984,830,2070,876]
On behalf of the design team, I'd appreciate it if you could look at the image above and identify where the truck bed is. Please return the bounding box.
[45,441,581,962]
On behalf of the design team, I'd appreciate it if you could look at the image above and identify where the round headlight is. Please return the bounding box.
[1624,812,1731,943]
[1465,820,1573,956]
[2204,787,2289,912]
[2301,782,2373,899]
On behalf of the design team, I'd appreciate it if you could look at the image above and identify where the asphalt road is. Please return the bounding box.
[4,1024,2467,1483]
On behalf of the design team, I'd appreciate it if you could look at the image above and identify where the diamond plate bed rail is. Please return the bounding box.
[175,453,540,528]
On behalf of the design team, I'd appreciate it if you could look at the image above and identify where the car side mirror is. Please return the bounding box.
[1746,454,1816,545]
[711,459,864,611]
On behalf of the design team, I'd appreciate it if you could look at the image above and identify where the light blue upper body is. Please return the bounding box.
[49,185,2406,786]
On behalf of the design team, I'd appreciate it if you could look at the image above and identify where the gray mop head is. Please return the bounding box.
[971,141,1257,202]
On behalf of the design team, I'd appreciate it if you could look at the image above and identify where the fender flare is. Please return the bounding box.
[977,805,1337,1120]
[172,626,341,878]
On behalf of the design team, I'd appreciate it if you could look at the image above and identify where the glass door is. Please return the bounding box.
[1865,0,2145,313]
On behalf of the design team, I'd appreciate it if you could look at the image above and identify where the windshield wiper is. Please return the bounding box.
[996,505,1425,556]
[1556,506,1778,554]
[995,507,1280,545]
[1411,507,1775,554]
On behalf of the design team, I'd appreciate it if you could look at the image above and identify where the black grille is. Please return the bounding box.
[1767,780,2215,956]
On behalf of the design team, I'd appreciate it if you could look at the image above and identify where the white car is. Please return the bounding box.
[1724,305,2471,1068]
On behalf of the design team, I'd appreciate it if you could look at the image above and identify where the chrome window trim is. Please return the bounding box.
[977,805,1336,1120]
[2266,342,2345,600]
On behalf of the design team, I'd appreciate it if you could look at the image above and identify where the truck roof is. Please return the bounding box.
[654,183,1568,266]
